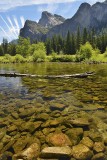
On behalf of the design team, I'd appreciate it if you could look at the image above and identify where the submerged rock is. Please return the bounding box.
[70,118,90,127]
[46,132,72,147]
[93,142,105,153]
[50,103,66,111]
[40,146,72,158]
[80,137,94,149]
[91,152,105,160]
[72,144,93,160]
[13,142,40,160]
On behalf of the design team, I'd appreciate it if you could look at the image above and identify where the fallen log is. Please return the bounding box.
[0,71,94,78]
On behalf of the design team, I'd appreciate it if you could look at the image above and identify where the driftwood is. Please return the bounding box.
[0,72,94,78]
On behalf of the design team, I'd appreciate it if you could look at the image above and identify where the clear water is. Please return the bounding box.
[0,62,107,123]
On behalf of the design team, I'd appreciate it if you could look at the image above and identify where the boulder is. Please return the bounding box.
[66,128,83,145]
[72,144,93,160]
[91,152,105,160]
[13,143,40,160]
[50,103,66,111]
[80,137,94,149]
[40,146,72,158]
[70,118,90,127]
[46,132,72,147]
[93,142,105,153]
[11,112,19,119]
[19,108,36,118]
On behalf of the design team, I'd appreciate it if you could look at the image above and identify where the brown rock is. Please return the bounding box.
[13,143,40,160]
[46,132,72,147]
[93,142,105,153]
[70,118,90,127]
[80,137,94,149]
[91,152,105,160]
[50,103,66,111]
[72,144,93,160]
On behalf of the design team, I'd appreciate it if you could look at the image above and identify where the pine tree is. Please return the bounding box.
[65,31,72,54]
[82,28,88,44]
[76,27,81,50]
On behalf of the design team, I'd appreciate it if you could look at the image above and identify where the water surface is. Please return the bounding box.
[0,62,107,123]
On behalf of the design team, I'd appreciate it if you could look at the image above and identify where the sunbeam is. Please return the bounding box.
[7,16,18,37]
[0,15,17,39]
[0,26,11,40]
[20,16,25,27]
[13,16,20,34]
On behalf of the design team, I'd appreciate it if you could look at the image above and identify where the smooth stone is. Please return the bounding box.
[66,128,83,145]
[72,144,93,160]
[93,142,105,153]
[91,152,105,160]
[70,118,90,127]
[46,132,72,147]
[40,146,72,158]
[50,103,66,111]
[11,112,19,119]
[13,143,40,160]
[80,137,94,149]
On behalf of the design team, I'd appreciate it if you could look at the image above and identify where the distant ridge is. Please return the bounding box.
[20,1,107,41]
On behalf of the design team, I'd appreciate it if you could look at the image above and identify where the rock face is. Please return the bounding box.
[20,1,107,41]
[20,20,48,41]
[38,11,65,28]
[47,2,107,38]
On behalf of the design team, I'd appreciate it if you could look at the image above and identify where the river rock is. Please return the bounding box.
[91,152,105,160]
[40,146,72,158]
[66,128,83,145]
[80,137,94,149]
[35,113,49,121]
[13,137,29,153]
[7,125,17,133]
[1,139,16,153]
[19,108,36,118]
[85,130,103,142]
[93,142,105,153]
[46,132,72,147]
[50,103,66,111]
[11,112,19,119]
[70,118,90,127]
[13,142,40,160]
[0,129,6,140]
[72,144,93,160]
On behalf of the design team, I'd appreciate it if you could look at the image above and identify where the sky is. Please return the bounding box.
[0,0,104,43]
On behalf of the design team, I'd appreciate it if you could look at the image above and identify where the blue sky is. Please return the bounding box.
[0,0,104,43]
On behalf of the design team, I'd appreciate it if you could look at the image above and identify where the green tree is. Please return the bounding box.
[76,42,93,61]
[2,38,8,54]
[33,42,46,62]
[82,28,88,44]
[76,27,81,50]
[65,31,72,54]
[16,37,30,57]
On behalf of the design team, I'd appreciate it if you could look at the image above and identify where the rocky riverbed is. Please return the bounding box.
[0,102,107,160]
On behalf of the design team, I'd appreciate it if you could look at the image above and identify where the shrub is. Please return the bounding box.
[76,42,93,61]
[33,50,46,62]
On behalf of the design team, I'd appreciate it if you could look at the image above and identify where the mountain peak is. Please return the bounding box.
[38,11,65,28]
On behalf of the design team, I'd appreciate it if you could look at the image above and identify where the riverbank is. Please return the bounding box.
[0,54,107,63]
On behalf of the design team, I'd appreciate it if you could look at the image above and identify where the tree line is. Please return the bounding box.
[45,28,107,55]
[0,27,107,57]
